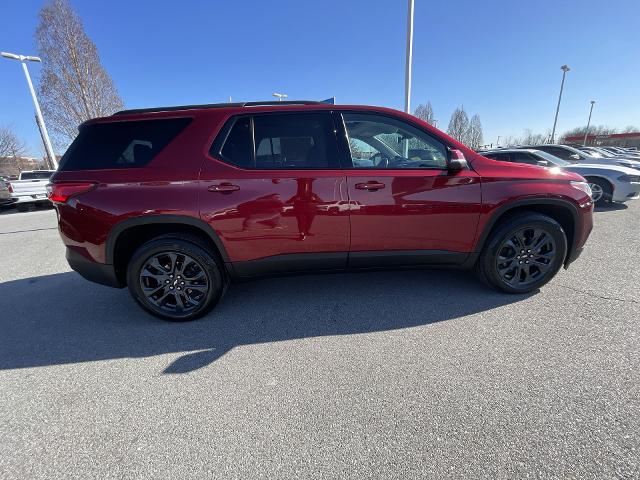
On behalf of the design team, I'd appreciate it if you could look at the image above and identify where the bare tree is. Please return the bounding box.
[0,125,26,158]
[467,114,483,148]
[447,106,470,144]
[36,0,124,148]
[562,125,618,139]
[414,102,436,126]
[519,129,549,146]
[621,125,639,133]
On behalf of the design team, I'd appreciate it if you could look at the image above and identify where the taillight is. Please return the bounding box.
[7,184,13,194]
[47,182,97,204]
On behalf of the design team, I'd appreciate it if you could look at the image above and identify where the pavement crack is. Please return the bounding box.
[556,283,639,304]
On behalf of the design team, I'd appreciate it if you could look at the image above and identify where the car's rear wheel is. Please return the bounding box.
[584,177,612,206]
[127,235,226,321]
[476,213,567,293]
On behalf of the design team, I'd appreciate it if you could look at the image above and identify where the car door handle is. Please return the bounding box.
[355,181,386,191]
[207,183,240,193]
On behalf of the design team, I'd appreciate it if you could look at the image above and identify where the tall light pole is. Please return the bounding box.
[272,92,287,102]
[583,100,596,146]
[1,51,57,169]
[404,0,414,115]
[550,64,570,144]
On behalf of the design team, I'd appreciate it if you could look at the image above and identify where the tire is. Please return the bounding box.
[476,213,567,294]
[584,177,612,206]
[126,234,226,321]
[16,203,29,212]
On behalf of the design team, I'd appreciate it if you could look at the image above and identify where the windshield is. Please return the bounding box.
[534,150,571,166]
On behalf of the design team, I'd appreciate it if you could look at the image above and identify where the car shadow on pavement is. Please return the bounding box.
[0,269,532,374]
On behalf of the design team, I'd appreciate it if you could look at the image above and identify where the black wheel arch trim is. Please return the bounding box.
[105,214,230,264]
[472,198,580,266]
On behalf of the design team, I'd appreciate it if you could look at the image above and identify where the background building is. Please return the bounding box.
[563,132,640,148]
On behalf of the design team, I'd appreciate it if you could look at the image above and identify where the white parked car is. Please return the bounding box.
[9,170,56,212]
[519,144,640,171]
[480,149,640,206]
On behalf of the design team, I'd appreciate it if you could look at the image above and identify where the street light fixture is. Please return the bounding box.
[583,100,596,146]
[550,64,570,144]
[272,92,287,102]
[1,51,57,169]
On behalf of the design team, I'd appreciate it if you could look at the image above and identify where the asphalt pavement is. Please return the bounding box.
[0,203,638,479]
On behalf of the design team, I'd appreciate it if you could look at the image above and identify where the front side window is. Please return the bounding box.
[485,152,511,162]
[510,151,539,165]
[342,113,448,169]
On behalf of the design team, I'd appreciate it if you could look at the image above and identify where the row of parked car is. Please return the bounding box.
[0,170,56,211]
[478,144,640,206]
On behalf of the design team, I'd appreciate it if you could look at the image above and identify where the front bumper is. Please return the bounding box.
[612,182,640,203]
[66,247,123,288]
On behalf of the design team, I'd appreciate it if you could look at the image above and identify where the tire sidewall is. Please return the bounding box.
[127,238,224,321]
[481,216,567,293]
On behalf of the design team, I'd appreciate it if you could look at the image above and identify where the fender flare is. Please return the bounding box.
[105,214,230,264]
[474,197,580,254]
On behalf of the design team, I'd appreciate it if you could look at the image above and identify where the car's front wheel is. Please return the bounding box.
[584,177,612,206]
[127,235,226,321]
[476,213,567,294]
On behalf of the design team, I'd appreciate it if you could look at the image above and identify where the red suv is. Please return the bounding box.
[49,101,593,321]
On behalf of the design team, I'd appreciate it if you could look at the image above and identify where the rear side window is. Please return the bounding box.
[212,112,340,169]
[19,171,53,180]
[59,118,191,171]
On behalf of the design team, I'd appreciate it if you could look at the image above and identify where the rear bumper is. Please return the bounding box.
[66,247,123,288]
[12,194,51,204]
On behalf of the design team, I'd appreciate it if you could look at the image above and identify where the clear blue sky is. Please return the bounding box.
[1,0,639,156]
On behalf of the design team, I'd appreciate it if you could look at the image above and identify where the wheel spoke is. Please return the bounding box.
[141,266,167,281]
[174,292,186,310]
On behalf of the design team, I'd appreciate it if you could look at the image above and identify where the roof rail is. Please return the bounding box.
[113,100,321,116]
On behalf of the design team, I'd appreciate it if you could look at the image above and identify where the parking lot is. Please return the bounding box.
[0,204,638,479]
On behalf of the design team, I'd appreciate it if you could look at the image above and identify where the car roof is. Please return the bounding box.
[113,100,324,116]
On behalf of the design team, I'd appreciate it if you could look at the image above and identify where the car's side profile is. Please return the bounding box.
[49,101,594,321]
[518,144,640,171]
[480,148,640,205]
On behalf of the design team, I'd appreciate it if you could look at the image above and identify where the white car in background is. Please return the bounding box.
[9,170,56,212]
[480,148,640,206]
[519,144,640,171]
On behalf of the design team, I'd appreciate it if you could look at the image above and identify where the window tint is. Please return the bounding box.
[510,151,539,165]
[59,118,191,171]
[215,113,339,169]
[539,146,572,160]
[253,113,338,169]
[343,113,447,169]
[220,117,252,168]
[485,152,511,162]
[19,171,53,180]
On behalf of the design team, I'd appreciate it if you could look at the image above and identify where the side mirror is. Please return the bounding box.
[448,149,469,171]
[537,160,549,167]
[570,154,580,160]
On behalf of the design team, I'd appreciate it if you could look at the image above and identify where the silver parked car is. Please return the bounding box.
[517,144,640,171]
[480,148,640,206]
